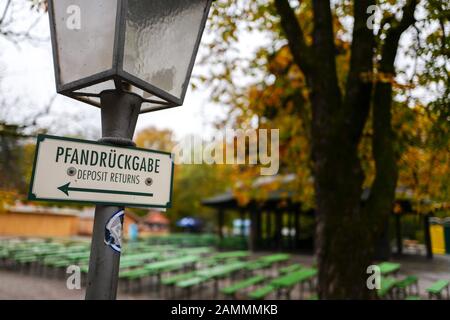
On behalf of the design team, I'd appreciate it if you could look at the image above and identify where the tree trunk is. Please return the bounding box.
[274,0,418,299]
[312,108,373,299]
[309,0,373,299]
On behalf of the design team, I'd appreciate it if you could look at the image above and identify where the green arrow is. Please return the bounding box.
[58,182,153,197]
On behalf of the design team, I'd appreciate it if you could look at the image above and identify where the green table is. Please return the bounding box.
[377,277,398,299]
[180,247,212,255]
[259,254,290,264]
[245,260,271,271]
[271,268,317,288]
[121,252,160,262]
[426,280,449,299]
[379,262,401,276]
[248,285,275,300]
[221,275,266,297]
[271,268,317,299]
[144,255,199,273]
[196,262,247,279]
[64,252,90,263]
[196,262,248,297]
[211,251,249,260]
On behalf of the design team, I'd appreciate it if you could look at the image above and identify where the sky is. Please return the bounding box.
[0,0,263,141]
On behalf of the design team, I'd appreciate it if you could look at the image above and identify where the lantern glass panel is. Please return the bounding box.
[123,0,209,99]
[73,81,116,96]
[52,0,118,85]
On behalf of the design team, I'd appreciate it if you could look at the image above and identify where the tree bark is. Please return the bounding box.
[309,0,372,299]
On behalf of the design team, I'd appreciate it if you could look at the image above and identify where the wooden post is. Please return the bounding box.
[266,210,272,249]
[249,208,258,252]
[424,214,433,259]
[294,209,300,250]
[288,209,293,250]
[239,209,245,238]
[217,209,224,248]
[275,211,282,251]
[395,214,403,255]
[256,208,262,250]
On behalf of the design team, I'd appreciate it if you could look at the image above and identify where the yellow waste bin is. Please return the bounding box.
[430,224,446,255]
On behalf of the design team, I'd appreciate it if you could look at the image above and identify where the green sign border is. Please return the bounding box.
[28,134,175,209]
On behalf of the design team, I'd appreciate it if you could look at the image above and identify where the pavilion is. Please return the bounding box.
[203,181,444,259]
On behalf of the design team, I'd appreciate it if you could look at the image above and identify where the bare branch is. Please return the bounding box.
[365,0,419,224]
[310,0,342,111]
[380,0,419,73]
[0,0,12,24]
[343,0,376,142]
[274,0,313,81]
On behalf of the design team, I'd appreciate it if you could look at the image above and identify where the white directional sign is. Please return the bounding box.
[28,135,174,208]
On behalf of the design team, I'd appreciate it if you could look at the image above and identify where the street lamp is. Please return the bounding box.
[47,0,213,300]
[49,0,213,113]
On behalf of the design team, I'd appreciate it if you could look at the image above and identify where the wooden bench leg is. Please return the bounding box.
[299,282,304,299]
[186,287,191,299]
[157,273,162,292]
[171,285,175,299]
[214,280,219,299]
[398,288,406,299]
[276,289,281,299]
[307,280,312,297]
[125,279,130,292]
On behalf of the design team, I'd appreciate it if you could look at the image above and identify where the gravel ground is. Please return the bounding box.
[0,268,161,300]
[0,269,85,300]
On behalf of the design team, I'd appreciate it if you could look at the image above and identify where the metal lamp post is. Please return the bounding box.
[47,0,213,300]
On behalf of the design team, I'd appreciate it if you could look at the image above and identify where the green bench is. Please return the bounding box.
[405,295,421,300]
[64,252,90,264]
[196,262,247,280]
[245,261,271,272]
[221,275,266,298]
[119,268,155,291]
[271,268,318,299]
[259,254,290,265]
[426,280,449,299]
[144,255,199,274]
[162,271,197,286]
[211,251,249,261]
[378,262,401,276]
[377,277,398,299]
[175,276,210,299]
[279,264,303,275]
[395,275,419,298]
[180,247,213,256]
[195,261,248,297]
[119,268,154,280]
[176,277,205,289]
[14,254,40,264]
[248,285,276,300]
